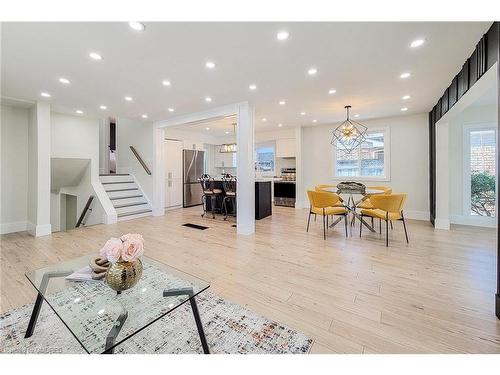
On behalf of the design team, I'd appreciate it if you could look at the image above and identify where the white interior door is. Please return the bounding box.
[165,139,183,209]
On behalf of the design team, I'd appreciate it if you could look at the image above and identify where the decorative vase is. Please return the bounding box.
[105,259,143,292]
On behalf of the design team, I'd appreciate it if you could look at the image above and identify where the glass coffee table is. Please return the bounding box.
[24,255,210,354]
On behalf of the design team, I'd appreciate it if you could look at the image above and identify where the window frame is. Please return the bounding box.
[332,127,391,182]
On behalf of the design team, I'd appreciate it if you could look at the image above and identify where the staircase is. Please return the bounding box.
[100,173,152,221]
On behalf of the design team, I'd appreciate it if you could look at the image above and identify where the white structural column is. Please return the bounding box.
[28,101,51,236]
[294,126,305,209]
[152,126,165,216]
[435,121,450,230]
[236,102,255,235]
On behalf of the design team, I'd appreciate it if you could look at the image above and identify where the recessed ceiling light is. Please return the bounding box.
[312,119,317,123]
[89,52,102,61]
[75,110,83,114]
[278,123,283,127]
[168,108,175,112]
[99,105,107,110]
[225,131,229,134]
[279,100,286,106]
[328,89,337,95]
[128,22,145,31]
[40,92,51,98]
[206,127,210,130]
[205,61,215,69]
[401,107,408,112]
[59,77,70,84]
[300,112,306,116]
[141,114,148,119]
[276,31,289,41]
[400,72,411,79]
[354,114,360,118]
[410,39,425,48]
[205,97,212,102]
[402,95,411,100]
[307,67,318,76]
[124,96,133,101]
[249,84,257,91]
[162,80,171,86]
[262,118,267,122]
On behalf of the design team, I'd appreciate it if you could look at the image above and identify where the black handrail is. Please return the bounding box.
[76,196,94,228]
[130,146,152,175]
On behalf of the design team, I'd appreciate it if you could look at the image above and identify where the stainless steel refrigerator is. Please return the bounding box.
[183,149,205,207]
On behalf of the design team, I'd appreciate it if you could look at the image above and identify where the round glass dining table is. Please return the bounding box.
[322,186,385,234]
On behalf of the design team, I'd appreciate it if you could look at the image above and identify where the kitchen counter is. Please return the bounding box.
[205,180,272,220]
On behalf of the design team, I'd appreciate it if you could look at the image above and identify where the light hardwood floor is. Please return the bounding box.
[1,206,499,353]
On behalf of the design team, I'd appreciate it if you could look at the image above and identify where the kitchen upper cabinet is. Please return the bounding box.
[214,148,237,167]
[276,138,296,158]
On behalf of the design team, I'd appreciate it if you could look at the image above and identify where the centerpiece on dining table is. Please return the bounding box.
[336,181,366,194]
[99,233,145,292]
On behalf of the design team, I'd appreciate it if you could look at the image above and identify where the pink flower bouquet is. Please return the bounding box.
[99,233,145,263]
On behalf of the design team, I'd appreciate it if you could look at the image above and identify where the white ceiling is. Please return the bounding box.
[169,116,237,137]
[1,22,492,130]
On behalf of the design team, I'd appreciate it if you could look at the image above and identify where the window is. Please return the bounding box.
[333,129,389,179]
[255,143,275,173]
[464,126,497,217]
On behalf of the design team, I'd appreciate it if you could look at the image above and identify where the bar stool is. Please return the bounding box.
[199,174,222,219]
[222,174,237,221]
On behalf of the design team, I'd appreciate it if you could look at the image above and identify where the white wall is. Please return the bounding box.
[51,112,112,227]
[0,104,29,233]
[116,118,154,201]
[448,103,498,226]
[301,113,429,219]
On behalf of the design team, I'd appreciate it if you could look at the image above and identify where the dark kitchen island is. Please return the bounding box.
[205,180,272,220]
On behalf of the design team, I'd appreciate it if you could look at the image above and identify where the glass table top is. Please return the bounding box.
[25,255,210,354]
[322,187,385,195]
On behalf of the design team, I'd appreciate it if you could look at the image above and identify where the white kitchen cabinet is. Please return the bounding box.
[214,148,237,167]
[164,139,183,208]
[276,138,296,158]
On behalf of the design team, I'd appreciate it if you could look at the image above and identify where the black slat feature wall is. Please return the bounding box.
[428,22,499,319]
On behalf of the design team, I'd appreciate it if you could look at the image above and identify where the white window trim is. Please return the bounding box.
[332,126,391,182]
[462,122,497,222]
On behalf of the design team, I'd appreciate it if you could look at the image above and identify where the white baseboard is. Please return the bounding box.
[435,218,450,230]
[0,221,28,235]
[449,214,497,228]
[27,222,52,237]
[404,210,430,221]
[165,205,182,212]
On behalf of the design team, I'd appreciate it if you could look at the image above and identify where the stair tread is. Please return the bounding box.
[102,181,135,185]
[110,195,143,200]
[118,209,152,217]
[114,202,149,209]
[105,188,139,192]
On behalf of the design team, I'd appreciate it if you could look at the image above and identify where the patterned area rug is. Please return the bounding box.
[0,291,313,354]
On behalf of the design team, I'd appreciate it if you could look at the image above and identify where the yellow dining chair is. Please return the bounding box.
[356,186,392,228]
[315,184,345,207]
[359,193,408,247]
[306,190,348,240]
[356,186,392,210]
